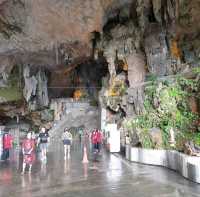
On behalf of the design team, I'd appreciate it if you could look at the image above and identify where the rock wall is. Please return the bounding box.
[0,0,200,127]
[96,0,200,124]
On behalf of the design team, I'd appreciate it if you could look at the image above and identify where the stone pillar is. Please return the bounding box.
[23,66,37,102]
[37,69,49,107]
[126,52,146,115]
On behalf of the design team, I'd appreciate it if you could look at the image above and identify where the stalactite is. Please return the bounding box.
[175,0,180,23]
[161,0,167,26]
[55,41,59,65]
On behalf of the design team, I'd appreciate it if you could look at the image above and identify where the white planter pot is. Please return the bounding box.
[125,145,200,184]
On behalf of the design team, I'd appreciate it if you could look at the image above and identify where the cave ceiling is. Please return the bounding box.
[0,0,199,68]
[0,0,133,68]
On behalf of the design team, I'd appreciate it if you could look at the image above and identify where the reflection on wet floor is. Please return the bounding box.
[0,143,200,197]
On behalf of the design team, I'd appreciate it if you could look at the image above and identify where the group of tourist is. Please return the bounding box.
[1,127,103,174]
[21,127,49,174]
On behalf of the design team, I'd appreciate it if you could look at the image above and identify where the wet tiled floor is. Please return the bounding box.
[0,143,200,197]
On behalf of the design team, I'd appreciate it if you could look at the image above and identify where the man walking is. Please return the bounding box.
[37,127,49,161]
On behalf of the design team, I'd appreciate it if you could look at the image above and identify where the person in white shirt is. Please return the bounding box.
[62,128,73,160]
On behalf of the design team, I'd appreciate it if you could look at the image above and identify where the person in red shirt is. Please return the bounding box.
[91,129,98,151]
[21,132,36,174]
[3,131,13,161]
[96,130,103,153]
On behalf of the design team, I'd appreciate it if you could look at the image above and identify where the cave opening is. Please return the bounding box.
[48,54,109,102]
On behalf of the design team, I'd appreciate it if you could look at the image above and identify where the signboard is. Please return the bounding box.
[105,124,120,153]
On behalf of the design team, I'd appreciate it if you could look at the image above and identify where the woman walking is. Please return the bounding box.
[62,128,73,160]
[21,132,36,174]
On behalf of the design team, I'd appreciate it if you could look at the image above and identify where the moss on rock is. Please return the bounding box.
[0,85,22,103]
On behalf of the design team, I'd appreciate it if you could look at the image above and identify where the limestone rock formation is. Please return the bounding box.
[0,0,200,130]
[126,52,146,115]
[145,25,171,76]
[23,66,49,109]
[23,66,37,102]
[36,69,49,107]
[0,55,15,87]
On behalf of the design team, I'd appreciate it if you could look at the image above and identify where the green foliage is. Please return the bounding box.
[124,75,199,150]
[120,82,127,95]
[192,67,200,74]
[0,86,22,102]
[177,76,198,93]
[194,133,200,146]
[146,74,158,82]
[0,65,22,102]
[176,131,200,151]
[139,129,154,148]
